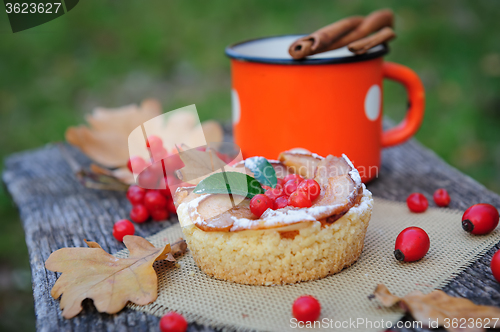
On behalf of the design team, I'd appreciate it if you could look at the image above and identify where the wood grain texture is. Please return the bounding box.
[3,126,500,331]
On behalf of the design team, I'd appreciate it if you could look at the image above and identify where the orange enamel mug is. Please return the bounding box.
[226,35,425,182]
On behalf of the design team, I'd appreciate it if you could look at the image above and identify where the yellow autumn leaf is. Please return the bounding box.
[45,236,184,319]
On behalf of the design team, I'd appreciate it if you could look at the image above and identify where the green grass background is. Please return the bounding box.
[1,0,500,330]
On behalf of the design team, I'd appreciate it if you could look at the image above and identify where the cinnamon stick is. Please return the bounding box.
[347,26,396,55]
[288,9,394,59]
[326,9,394,51]
[288,16,364,59]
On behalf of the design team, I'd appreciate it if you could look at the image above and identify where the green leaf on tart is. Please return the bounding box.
[244,157,277,188]
[193,171,265,198]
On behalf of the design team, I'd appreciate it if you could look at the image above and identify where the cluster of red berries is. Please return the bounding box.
[127,185,176,222]
[249,174,321,217]
[113,184,177,241]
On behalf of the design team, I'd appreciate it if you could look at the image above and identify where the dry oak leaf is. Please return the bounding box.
[176,147,228,185]
[65,99,162,168]
[373,284,500,332]
[45,235,173,319]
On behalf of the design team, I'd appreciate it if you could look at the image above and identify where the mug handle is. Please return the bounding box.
[381,61,425,147]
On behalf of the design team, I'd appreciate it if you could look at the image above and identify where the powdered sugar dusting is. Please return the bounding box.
[284,148,325,160]
[342,154,362,186]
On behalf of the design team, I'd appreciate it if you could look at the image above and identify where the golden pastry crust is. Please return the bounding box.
[177,188,373,285]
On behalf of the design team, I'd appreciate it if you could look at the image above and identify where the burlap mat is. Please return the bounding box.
[114,197,500,332]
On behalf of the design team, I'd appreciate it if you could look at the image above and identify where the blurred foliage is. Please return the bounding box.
[1,0,500,330]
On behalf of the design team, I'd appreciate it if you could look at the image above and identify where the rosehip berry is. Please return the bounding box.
[250,194,273,217]
[297,179,321,202]
[265,188,285,201]
[112,219,135,242]
[159,312,187,332]
[491,250,500,283]
[146,135,162,149]
[433,188,450,207]
[406,193,428,213]
[130,204,150,223]
[394,227,430,262]
[288,191,312,208]
[127,156,148,174]
[166,198,177,214]
[274,196,288,210]
[283,179,300,196]
[144,191,168,211]
[126,185,146,205]
[284,174,304,184]
[462,203,499,235]
[292,295,321,323]
[151,208,170,221]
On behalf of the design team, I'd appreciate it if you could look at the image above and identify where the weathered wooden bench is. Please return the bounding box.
[3,128,500,332]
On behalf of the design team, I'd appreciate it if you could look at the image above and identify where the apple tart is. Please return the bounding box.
[174,151,373,285]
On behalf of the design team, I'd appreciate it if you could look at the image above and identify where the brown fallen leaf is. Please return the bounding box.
[90,164,135,185]
[66,99,162,168]
[45,236,185,319]
[171,238,188,255]
[373,284,500,332]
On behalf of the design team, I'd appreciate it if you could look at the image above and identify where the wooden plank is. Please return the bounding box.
[3,137,500,332]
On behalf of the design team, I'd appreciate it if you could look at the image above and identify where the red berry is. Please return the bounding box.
[112,219,135,242]
[166,198,177,214]
[130,204,150,223]
[265,188,285,201]
[406,193,428,213]
[276,178,286,189]
[137,168,161,189]
[288,191,312,208]
[394,227,430,262]
[292,295,321,323]
[151,208,170,221]
[462,203,499,235]
[163,153,184,173]
[249,194,273,217]
[144,191,168,211]
[146,135,162,149]
[158,177,172,198]
[297,179,321,202]
[152,147,169,163]
[126,185,146,205]
[433,188,450,207]
[159,312,187,332]
[283,179,300,196]
[491,250,500,283]
[127,156,148,174]
[274,196,288,210]
[284,174,303,184]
